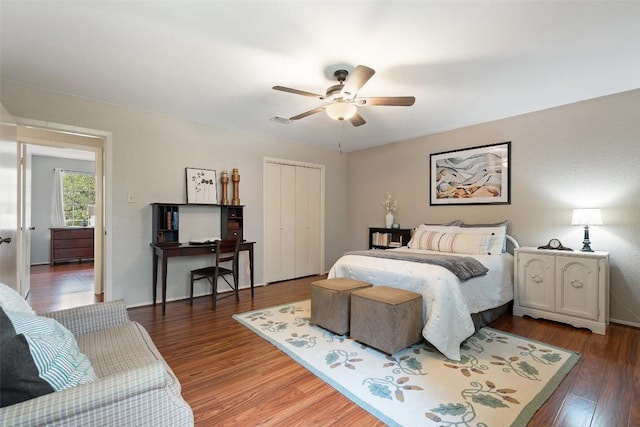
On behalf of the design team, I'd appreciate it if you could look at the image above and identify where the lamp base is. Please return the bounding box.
[580,244,594,252]
[581,225,594,252]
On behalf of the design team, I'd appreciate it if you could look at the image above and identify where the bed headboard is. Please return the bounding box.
[506,234,520,254]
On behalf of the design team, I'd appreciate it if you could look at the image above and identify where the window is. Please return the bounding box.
[63,171,95,226]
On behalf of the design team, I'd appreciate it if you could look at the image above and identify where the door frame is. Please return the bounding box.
[263,157,325,284]
[0,104,19,292]
[15,119,111,298]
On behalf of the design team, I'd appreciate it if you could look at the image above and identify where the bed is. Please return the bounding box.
[327,222,519,361]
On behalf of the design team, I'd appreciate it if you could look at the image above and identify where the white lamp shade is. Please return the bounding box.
[571,208,603,225]
[326,102,357,120]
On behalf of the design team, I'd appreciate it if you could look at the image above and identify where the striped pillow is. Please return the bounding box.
[0,283,35,315]
[4,310,96,391]
[408,230,491,255]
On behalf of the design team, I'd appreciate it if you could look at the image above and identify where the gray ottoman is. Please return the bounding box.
[311,278,372,335]
[350,286,423,355]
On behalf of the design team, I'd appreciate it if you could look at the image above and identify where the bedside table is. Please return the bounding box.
[513,247,609,334]
[368,227,412,250]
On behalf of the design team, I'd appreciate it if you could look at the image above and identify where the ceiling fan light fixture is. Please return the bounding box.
[326,102,357,121]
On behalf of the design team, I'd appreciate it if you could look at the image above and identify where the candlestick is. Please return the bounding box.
[231,168,240,205]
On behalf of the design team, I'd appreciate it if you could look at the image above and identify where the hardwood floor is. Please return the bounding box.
[31,270,639,426]
[28,262,101,313]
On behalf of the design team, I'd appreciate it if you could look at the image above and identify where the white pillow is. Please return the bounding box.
[408,229,491,255]
[409,224,506,255]
[410,223,462,237]
[414,224,460,232]
[454,226,507,254]
[0,283,35,315]
[460,221,509,252]
[4,310,97,391]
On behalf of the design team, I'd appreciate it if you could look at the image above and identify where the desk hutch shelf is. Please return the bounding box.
[151,203,244,245]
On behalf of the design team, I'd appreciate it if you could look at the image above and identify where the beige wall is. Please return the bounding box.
[3,78,638,327]
[0,80,349,307]
[347,89,640,327]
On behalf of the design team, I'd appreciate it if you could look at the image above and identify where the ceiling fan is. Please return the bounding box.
[272,65,415,127]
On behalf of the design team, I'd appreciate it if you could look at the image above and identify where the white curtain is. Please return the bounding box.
[51,168,66,227]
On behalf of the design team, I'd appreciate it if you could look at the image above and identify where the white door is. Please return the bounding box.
[265,159,324,283]
[306,167,321,275]
[295,166,321,277]
[0,104,19,292]
[265,162,297,282]
[20,144,33,297]
[279,164,296,281]
[265,162,296,282]
[265,162,282,283]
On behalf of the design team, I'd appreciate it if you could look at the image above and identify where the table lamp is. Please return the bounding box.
[571,208,602,252]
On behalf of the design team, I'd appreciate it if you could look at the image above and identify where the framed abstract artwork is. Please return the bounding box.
[430,141,511,205]
[186,167,217,204]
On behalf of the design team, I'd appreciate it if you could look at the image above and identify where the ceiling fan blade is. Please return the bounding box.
[289,106,326,120]
[359,96,416,106]
[341,65,375,99]
[349,111,366,127]
[273,86,323,99]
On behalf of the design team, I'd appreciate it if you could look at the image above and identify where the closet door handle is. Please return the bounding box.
[0,236,12,245]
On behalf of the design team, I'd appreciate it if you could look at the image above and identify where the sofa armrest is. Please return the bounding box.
[43,299,130,336]
[0,361,167,427]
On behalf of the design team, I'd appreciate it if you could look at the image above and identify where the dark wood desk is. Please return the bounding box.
[151,241,255,315]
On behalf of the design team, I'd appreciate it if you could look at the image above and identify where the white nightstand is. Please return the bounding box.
[513,247,610,334]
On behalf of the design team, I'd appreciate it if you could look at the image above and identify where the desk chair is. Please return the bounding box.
[190,239,241,309]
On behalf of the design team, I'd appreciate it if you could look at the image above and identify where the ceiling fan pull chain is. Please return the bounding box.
[338,120,343,154]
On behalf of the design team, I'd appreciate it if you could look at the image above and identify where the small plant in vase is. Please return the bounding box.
[382,193,397,228]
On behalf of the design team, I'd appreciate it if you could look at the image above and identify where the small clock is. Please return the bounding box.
[538,239,573,251]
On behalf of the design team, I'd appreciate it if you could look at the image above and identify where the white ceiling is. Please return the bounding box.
[1,1,639,152]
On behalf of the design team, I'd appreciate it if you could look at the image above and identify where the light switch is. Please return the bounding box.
[127,193,135,203]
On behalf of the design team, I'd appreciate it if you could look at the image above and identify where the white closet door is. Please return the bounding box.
[307,167,321,275]
[295,166,321,277]
[265,160,323,283]
[264,162,282,283]
[295,167,310,276]
[279,164,297,280]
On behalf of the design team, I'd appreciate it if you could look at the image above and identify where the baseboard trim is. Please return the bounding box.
[126,283,266,309]
[609,318,640,329]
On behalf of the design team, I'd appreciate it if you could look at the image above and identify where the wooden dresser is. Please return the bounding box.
[50,227,94,265]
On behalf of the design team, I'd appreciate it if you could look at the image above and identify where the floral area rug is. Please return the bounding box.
[233,300,579,427]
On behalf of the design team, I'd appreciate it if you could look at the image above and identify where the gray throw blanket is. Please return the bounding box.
[344,250,488,281]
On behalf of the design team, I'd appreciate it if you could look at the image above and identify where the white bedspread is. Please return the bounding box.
[327,247,514,360]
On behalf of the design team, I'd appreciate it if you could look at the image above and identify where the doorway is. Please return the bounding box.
[17,125,105,309]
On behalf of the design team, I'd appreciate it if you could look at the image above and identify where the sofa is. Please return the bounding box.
[0,297,194,426]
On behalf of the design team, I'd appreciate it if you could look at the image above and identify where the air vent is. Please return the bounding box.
[269,116,292,124]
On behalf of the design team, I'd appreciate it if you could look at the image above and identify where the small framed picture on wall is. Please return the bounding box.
[186,167,217,204]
